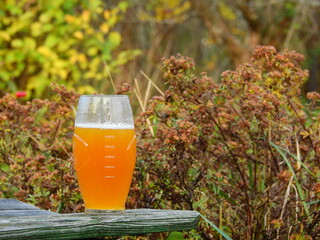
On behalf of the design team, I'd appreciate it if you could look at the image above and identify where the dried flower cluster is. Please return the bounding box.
[0,83,82,212]
[0,46,319,239]
[131,46,320,239]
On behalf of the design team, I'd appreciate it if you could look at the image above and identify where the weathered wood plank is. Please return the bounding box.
[0,199,39,210]
[0,210,59,217]
[0,199,58,217]
[0,209,200,239]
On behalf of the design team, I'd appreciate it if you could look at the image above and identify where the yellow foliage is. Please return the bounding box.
[108,14,118,27]
[78,85,97,94]
[69,55,77,64]
[39,14,50,23]
[23,37,36,51]
[85,28,95,35]
[108,31,122,48]
[0,0,141,97]
[77,54,87,63]
[81,10,91,22]
[218,2,236,21]
[139,0,190,22]
[37,46,57,59]
[73,31,84,40]
[103,10,111,19]
[0,31,11,41]
[31,22,42,37]
[155,0,190,21]
[99,23,110,34]
[11,39,23,48]
[65,14,76,23]
[87,47,98,56]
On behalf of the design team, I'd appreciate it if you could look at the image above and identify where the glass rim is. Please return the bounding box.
[79,95,128,98]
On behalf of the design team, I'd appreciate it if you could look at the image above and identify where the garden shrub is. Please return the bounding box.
[130,46,320,239]
[0,83,82,212]
[0,46,319,239]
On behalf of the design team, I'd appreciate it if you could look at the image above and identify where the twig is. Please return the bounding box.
[286,94,315,151]
[133,88,145,112]
[49,119,62,149]
[140,71,165,96]
[279,175,294,221]
[133,84,155,137]
[144,79,152,109]
[134,78,143,104]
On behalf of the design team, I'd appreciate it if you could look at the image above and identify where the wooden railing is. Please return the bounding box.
[0,199,200,239]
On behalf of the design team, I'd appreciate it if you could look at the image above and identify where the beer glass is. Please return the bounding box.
[72,95,136,212]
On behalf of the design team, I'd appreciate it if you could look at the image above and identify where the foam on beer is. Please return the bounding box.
[75,122,134,129]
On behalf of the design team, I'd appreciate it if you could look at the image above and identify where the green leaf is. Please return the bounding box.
[217,189,236,205]
[5,50,25,63]
[7,80,17,92]
[306,200,320,205]
[6,4,21,15]
[57,200,64,213]
[167,231,184,240]
[31,22,43,37]
[62,0,77,12]
[42,23,54,32]
[118,1,129,12]
[44,35,60,48]
[34,106,49,125]
[87,47,98,56]
[200,213,233,240]
[269,141,310,216]
[27,76,51,98]
[305,118,312,128]
[39,13,52,23]
[112,49,142,67]
[0,163,10,173]
[11,39,23,48]
[108,31,121,49]
[270,141,315,178]
[24,37,37,51]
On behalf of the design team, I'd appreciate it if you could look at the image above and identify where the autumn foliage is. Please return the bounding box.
[131,46,320,239]
[0,84,81,212]
[0,46,319,239]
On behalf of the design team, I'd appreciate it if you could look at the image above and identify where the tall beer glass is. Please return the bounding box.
[72,95,136,212]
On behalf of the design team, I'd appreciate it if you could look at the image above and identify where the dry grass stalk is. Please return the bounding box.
[103,61,116,93]
[140,70,165,97]
[133,78,155,137]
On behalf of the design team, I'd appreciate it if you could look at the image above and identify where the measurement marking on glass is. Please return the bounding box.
[104,156,115,159]
[104,166,115,168]
[73,134,88,146]
[105,176,115,179]
[126,135,136,151]
[104,135,115,138]
[104,145,115,149]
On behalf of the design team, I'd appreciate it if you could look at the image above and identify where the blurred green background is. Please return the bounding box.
[0,0,319,99]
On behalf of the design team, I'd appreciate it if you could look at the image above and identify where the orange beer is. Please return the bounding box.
[73,125,136,210]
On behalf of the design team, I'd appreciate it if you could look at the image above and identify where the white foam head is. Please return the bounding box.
[75,122,134,129]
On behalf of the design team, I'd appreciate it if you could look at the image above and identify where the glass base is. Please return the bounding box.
[85,208,125,214]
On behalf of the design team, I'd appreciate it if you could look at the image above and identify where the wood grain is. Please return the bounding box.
[0,199,200,239]
[0,199,58,217]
